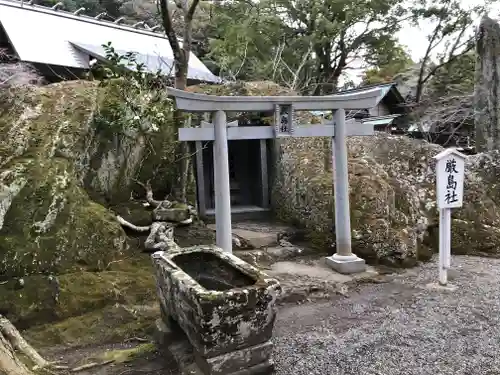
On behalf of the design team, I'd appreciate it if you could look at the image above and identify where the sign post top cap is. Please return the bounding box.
[433,148,467,161]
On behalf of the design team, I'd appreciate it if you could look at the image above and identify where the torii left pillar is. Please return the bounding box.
[212,110,233,253]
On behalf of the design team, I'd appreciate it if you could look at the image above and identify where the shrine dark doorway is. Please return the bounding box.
[194,139,271,219]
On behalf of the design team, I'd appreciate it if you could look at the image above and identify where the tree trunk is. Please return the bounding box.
[158,0,200,203]
[174,59,188,91]
[474,16,500,152]
[0,315,52,375]
[178,115,192,203]
[0,333,32,375]
[171,51,191,202]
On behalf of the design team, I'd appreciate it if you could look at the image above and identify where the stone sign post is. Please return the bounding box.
[434,148,466,286]
[167,87,385,274]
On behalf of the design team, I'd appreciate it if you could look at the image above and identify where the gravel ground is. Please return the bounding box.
[273,255,500,375]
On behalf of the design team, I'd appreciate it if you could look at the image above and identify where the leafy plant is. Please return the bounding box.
[89,42,175,137]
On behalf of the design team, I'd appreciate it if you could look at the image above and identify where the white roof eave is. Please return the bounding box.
[0,0,220,82]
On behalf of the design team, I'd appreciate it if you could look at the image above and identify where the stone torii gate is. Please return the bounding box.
[167,87,385,274]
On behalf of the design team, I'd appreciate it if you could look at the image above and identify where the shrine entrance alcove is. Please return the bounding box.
[195,135,271,220]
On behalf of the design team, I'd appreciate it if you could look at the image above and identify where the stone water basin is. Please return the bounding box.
[152,245,282,375]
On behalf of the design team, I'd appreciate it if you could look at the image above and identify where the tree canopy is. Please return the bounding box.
[26,0,492,97]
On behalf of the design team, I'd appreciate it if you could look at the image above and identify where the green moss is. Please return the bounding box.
[24,303,159,347]
[171,202,189,209]
[111,201,153,226]
[98,343,157,363]
[0,256,156,328]
[0,158,126,278]
[0,81,133,278]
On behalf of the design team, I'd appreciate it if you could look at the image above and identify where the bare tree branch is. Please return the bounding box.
[186,0,200,23]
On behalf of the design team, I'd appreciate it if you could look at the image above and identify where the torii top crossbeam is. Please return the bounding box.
[166,87,386,112]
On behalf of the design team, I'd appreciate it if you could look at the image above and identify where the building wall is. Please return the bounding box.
[369,101,391,117]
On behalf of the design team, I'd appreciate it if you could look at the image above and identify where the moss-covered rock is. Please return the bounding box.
[24,303,159,347]
[273,133,500,266]
[111,201,154,227]
[0,79,183,277]
[1,83,124,277]
[153,205,190,222]
[0,254,156,327]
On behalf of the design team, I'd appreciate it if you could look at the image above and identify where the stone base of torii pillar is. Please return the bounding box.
[325,254,366,274]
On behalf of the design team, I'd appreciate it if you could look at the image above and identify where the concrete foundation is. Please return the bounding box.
[325,254,366,274]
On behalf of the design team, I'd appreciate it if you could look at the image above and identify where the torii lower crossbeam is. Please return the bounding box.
[178,120,372,141]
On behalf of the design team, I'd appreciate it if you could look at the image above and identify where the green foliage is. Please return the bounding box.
[408,0,489,101]
[87,43,182,200]
[206,0,408,93]
[428,51,475,97]
[206,1,286,80]
[90,42,175,137]
[362,44,414,84]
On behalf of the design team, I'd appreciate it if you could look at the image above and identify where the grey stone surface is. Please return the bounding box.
[207,221,296,250]
[265,240,308,261]
[270,260,353,283]
[153,205,191,222]
[196,341,273,375]
[234,250,274,269]
[267,258,379,303]
[158,325,274,375]
[152,245,281,374]
[231,228,278,249]
[272,255,500,375]
[325,255,366,274]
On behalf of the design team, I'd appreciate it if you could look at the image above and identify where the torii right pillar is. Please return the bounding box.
[325,108,366,274]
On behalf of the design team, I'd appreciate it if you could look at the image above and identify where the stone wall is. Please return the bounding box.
[272,133,500,267]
